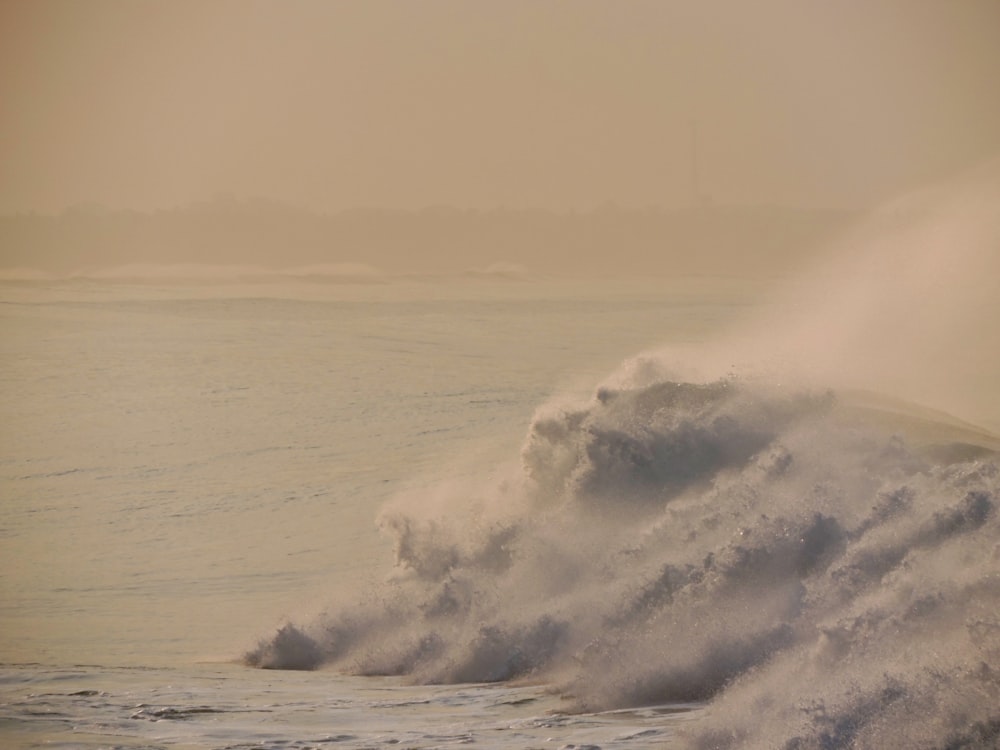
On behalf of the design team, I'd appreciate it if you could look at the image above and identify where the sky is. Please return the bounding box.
[2,0,999,214]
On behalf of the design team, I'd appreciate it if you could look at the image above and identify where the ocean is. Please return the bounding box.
[2,172,1000,749]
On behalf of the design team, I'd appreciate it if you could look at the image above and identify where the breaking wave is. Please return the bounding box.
[246,160,1000,748]
[246,368,1000,748]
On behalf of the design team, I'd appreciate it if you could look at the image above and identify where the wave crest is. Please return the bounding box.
[245,372,1000,747]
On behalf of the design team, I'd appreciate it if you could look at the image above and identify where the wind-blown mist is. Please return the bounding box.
[246,163,1000,749]
[713,156,1000,433]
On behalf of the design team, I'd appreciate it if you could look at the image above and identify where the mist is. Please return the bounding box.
[678,157,1000,432]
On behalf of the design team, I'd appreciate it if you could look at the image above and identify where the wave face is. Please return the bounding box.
[246,365,1000,748]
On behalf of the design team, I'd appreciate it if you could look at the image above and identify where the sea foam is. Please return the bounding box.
[247,368,1000,747]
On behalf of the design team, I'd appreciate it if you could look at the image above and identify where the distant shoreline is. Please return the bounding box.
[0,202,856,279]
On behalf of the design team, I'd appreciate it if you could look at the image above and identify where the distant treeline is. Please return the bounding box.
[0,199,856,277]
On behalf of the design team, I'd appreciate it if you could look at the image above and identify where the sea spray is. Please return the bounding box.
[709,156,1000,434]
[246,371,1000,747]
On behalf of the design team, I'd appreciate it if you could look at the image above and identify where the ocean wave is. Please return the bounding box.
[246,369,1000,748]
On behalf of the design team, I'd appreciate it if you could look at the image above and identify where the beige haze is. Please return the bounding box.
[2,0,1000,216]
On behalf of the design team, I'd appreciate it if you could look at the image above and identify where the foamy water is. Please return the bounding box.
[0,662,702,749]
[249,373,1000,747]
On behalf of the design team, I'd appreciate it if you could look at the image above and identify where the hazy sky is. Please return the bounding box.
[2,0,999,213]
